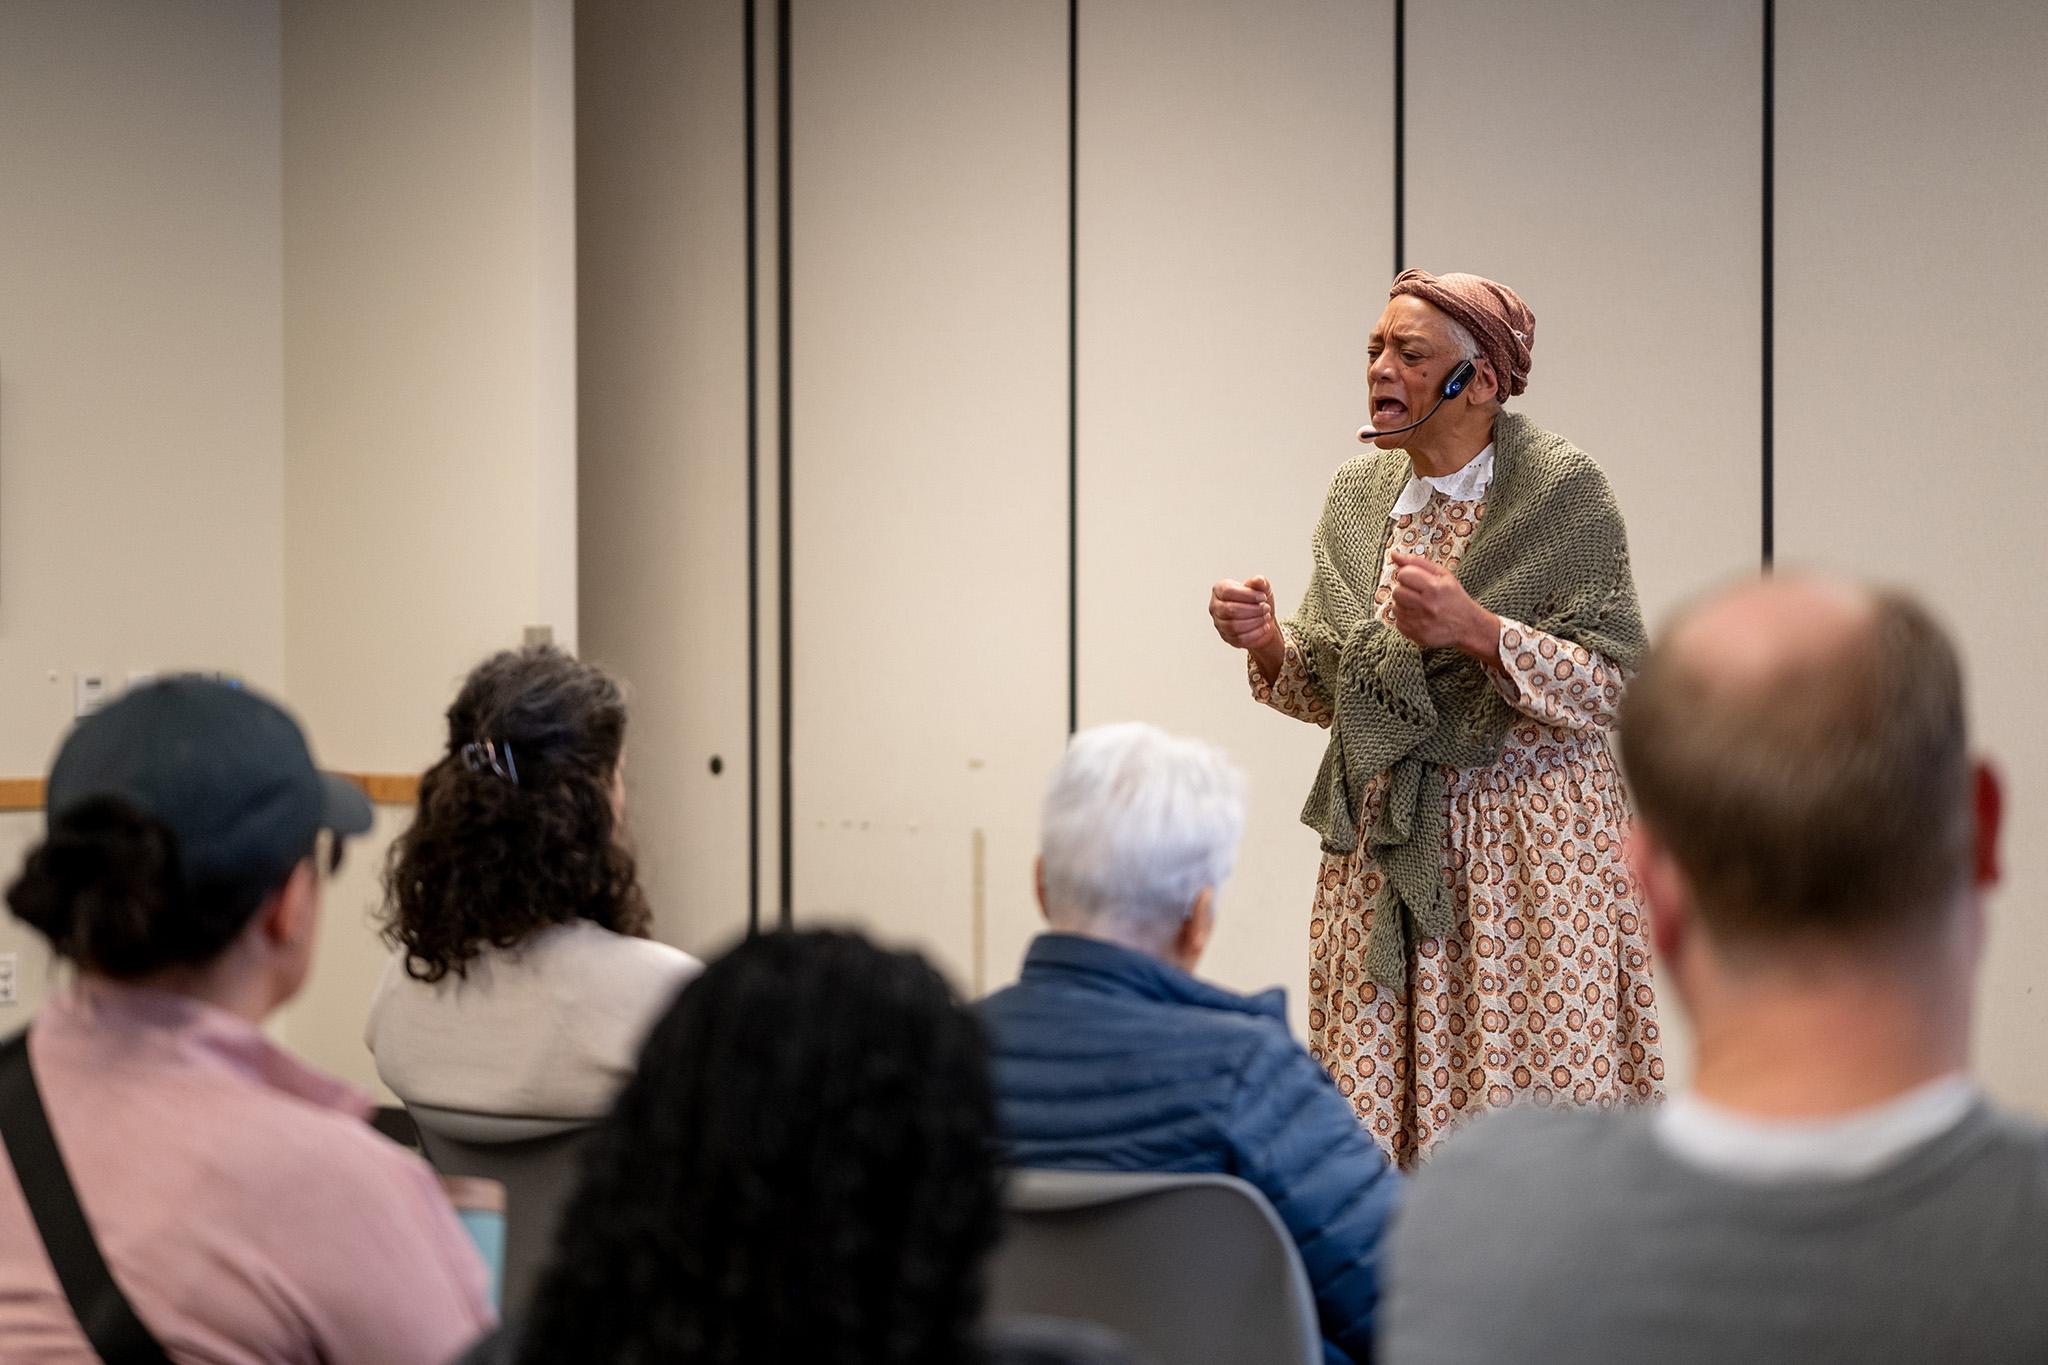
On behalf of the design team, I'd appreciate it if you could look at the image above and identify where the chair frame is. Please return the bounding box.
[989,1168,1323,1365]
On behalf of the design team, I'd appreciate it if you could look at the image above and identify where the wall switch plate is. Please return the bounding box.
[523,625,553,647]
[0,953,16,1006]
[74,673,108,718]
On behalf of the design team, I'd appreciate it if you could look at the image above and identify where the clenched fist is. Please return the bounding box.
[1210,575,1286,684]
[1386,552,1501,658]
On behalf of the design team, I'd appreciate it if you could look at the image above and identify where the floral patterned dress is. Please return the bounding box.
[1253,481,1663,1168]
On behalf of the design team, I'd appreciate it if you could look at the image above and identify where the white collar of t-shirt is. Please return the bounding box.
[1654,1073,1978,1182]
[1390,443,1494,518]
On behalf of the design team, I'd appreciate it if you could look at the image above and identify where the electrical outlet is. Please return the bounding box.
[0,953,16,1006]
[74,673,108,718]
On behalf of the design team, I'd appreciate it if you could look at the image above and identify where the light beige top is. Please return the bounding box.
[366,919,703,1119]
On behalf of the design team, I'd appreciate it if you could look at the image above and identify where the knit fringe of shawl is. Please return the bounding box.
[1289,411,1646,993]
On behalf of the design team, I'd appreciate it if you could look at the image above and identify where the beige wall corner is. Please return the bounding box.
[281,0,576,1088]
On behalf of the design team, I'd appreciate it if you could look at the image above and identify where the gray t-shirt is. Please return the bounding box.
[1381,1101,2048,1364]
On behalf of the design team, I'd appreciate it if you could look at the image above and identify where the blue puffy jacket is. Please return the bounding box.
[980,934,1403,1365]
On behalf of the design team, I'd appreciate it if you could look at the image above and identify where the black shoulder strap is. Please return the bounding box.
[0,1029,173,1364]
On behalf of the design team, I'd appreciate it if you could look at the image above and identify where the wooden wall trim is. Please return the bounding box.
[344,773,421,807]
[0,779,44,813]
[0,773,420,813]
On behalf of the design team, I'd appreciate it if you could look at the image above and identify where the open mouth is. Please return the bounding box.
[1372,397,1409,426]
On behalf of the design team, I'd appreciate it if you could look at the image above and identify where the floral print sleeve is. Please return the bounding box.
[1490,618,1626,732]
[1249,627,1334,728]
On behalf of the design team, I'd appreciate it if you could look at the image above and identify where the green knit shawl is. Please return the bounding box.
[1289,411,1645,992]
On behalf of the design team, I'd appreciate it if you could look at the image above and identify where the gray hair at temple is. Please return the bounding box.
[1437,313,1497,410]
[1038,722,1247,948]
[1440,314,1482,366]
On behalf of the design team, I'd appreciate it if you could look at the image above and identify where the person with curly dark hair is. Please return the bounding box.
[454,928,1139,1365]
[366,646,700,1120]
[0,678,494,1363]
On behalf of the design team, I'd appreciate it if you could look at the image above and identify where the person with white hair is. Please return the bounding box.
[979,722,1402,1365]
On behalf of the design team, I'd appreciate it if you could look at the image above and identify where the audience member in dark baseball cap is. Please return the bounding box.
[19,676,373,987]
[0,677,495,1364]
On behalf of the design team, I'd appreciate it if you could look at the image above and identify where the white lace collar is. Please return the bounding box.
[1390,443,1494,518]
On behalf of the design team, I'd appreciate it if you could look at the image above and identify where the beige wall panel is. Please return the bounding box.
[283,0,578,775]
[1777,0,2048,1114]
[1076,0,1395,1025]
[0,0,287,757]
[1407,0,1762,1088]
[790,2,1068,993]
[281,0,578,1087]
[1406,0,1761,628]
[0,0,285,1027]
[577,0,754,957]
[268,804,410,1100]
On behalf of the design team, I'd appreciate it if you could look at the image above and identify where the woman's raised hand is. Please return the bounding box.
[1210,576,1285,683]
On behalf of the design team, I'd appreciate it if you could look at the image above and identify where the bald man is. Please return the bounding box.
[1210,271,1658,1164]
[1380,576,2048,1365]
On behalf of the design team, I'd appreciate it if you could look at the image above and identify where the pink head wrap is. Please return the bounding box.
[1388,269,1536,399]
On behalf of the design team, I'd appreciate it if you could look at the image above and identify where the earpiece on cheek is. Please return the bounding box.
[1440,358,1477,400]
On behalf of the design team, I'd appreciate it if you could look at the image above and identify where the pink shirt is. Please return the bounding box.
[0,981,495,1364]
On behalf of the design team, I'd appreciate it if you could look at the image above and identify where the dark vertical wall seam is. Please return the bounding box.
[776,0,794,927]
[1761,0,1776,567]
[742,0,760,936]
[1392,0,1406,276]
[1067,0,1079,736]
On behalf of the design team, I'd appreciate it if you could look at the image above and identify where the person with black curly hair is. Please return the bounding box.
[0,678,494,1363]
[366,645,700,1120]
[456,929,1138,1365]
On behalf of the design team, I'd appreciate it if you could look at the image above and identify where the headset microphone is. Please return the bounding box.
[1355,359,1478,443]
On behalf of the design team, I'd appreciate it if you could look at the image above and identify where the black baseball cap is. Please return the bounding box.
[45,677,373,889]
